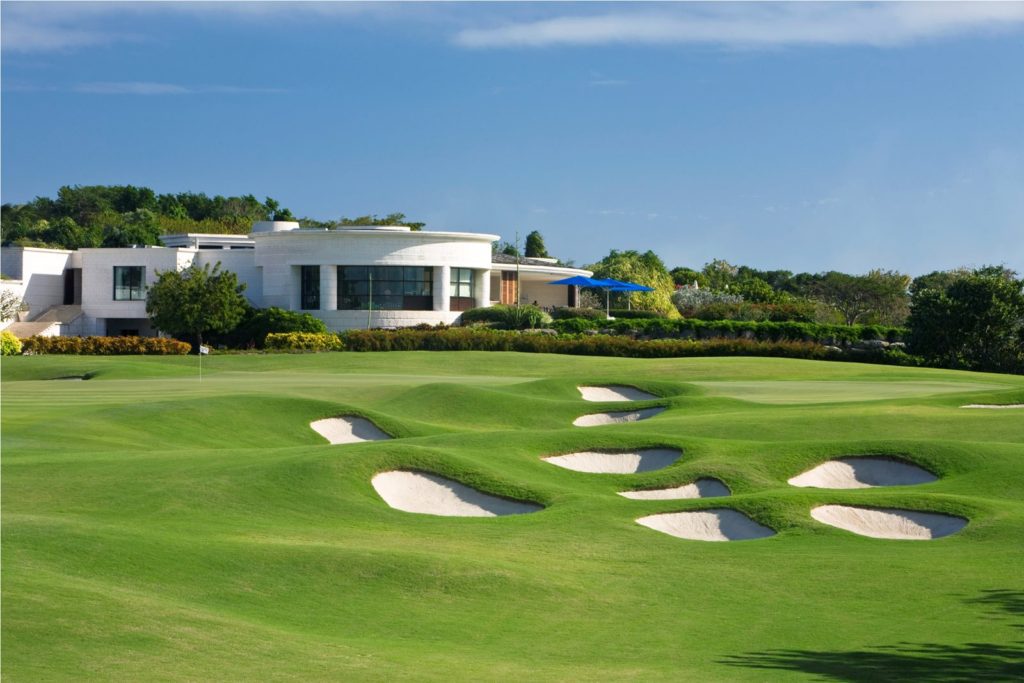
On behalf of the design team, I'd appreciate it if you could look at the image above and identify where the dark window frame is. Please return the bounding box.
[450,267,475,301]
[300,265,320,310]
[113,266,146,301]
[337,266,434,311]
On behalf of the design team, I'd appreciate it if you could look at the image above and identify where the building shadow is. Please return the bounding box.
[718,590,1024,682]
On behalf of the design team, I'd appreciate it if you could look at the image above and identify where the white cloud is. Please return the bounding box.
[0,1,404,53]
[454,3,1024,49]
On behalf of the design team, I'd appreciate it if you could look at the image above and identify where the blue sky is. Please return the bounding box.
[2,1,1022,275]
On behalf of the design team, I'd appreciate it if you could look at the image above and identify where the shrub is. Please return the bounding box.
[672,288,744,317]
[338,327,920,366]
[459,306,508,325]
[460,304,551,330]
[264,332,344,351]
[547,317,906,345]
[212,306,327,349]
[550,307,606,321]
[1,330,22,355]
[22,335,190,355]
[551,318,601,334]
[609,309,665,319]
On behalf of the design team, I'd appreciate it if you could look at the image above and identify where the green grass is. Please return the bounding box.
[3,352,1023,681]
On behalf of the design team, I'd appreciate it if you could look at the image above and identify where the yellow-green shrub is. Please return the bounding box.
[1,330,23,355]
[264,332,344,351]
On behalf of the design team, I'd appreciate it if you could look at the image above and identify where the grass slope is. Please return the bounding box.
[3,352,1023,681]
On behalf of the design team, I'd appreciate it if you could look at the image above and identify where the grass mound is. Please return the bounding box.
[2,352,1023,680]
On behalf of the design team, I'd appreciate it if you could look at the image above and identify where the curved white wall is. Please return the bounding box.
[253,229,498,330]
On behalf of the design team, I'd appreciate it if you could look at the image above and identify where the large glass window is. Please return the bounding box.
[113,266,145,301]
[450,268,475,311]
[337,266,433,310]
[300,265,320,310]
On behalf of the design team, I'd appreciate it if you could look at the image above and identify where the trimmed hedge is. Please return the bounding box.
[608,309,665,319]
[549,317,905,344]
[550,307,606,321]
[264,332,344,351]
[22,335,191,355]
[338,327,919,365]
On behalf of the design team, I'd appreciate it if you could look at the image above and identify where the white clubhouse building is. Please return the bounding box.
[0,221,591,338]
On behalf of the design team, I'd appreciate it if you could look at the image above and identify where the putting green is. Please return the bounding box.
[3,352,1023,681]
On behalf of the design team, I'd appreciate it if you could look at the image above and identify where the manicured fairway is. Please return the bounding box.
[3,352,1023,681]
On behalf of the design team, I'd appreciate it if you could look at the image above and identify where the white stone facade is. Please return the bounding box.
[1,223,592,337]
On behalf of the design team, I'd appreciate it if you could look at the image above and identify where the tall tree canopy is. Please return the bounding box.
[524,231,550,258]
[907,267,1024,373]
[146,262,248,352]
[588,249,678,317]
[810,270,910,326]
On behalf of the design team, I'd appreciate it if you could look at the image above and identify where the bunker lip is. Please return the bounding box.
[811,505,967,540]
[543,448,681,474]
[310,416,391,445]
[573,407,666,427]
[619,477,730,500]
[788,456,937,489]
[578,385,658,402]
[961,403,1024,409]
[637,509,776,541]
[371,470,542,517]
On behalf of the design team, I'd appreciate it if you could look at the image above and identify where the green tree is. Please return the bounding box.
[907,268,1024,372]
[146,262,248,353]
[335,213,425,231]
[669,266,706,289]
[701,259,740,292]
[101,209,161,247]
[810,270,910,325]
[524,231,550,258]
[588,249,678,317]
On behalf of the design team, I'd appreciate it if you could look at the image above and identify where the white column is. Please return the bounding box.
[289,266,301,310]
[433,265,451,311]
[321,265,337,311]
[475,268,490,308]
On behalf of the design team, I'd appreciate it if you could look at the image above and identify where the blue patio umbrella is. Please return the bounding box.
[547,276,653,315]
[607,280,654,310]
[590,279,655,313]
[545,275,605,311]
[546,275,605,287]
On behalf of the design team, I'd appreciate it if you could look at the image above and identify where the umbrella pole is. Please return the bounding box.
[606,289,610,319]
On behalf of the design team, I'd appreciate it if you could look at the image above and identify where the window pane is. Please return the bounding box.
[113,266,145,300]
[336,265,433,310]
[301,265,320,310]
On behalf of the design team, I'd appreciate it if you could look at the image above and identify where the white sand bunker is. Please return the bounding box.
[573,407,665,427]
[371,471,542,517]
[811,505,966,540]
[310,416,391,445]
[578,385,658,402]
[543,449,680,474]
[961,404,1024,409]
[788,457,937,489]
[619,478,730,500]
[637,509,775,542]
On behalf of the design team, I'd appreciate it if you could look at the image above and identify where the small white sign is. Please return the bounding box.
[199,345,210,355]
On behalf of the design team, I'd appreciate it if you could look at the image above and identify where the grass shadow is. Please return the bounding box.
[719,590,1024,682]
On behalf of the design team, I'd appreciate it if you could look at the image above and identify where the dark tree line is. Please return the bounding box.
[1,184,425,249]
